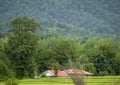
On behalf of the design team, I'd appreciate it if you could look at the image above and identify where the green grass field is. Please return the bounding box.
[0,76,120,85]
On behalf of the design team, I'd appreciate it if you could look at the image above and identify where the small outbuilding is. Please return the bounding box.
[44,69,55,77]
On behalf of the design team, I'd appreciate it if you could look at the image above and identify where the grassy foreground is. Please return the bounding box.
[0,76,120,85]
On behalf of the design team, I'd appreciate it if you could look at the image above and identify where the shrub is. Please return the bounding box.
[99,71,109,76]
[4,78,18,85]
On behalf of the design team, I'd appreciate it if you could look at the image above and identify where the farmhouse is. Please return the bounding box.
[44,69,55,77]
[64,69,93,76]
[43,69,69,77]
[43,69,92,77]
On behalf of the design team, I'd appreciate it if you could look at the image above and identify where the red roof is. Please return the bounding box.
[48,69,69,77]
[49,69,55,73]
[57,70,69,77]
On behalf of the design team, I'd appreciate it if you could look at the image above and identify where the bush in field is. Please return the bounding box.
[4,78,18,85]
[99,71,109,76]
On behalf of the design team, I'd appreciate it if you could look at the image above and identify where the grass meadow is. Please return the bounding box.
[0,76,120,85]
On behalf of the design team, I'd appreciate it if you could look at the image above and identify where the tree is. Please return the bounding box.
[115,43,120,75]
[36,37,78,73]
[5,16,40,79]
[0,59,11,81]
[0,37,12,81]
[87,38,118,75]
[52,38,77,69]
[10,16,40,33]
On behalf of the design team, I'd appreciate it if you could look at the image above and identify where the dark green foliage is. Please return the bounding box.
[0,13,120,78]
[36,37,77,73]
[1,33,120,77]
[99,71,109,76]
[10,16,40,33]
[35,36,120,76]
[0,60,10,81]
[91,52,114,75]
[0,55,12,81]
[82,38,120,75]
[0,37,12,81]
[5,16,40,79]
[53,39,76,66]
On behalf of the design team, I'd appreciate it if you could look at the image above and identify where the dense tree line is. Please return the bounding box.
[0,16,120,81]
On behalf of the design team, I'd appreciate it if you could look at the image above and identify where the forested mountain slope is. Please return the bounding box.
[0,0,120,40]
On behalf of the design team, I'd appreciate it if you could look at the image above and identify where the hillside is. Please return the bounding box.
[0,0,120,40]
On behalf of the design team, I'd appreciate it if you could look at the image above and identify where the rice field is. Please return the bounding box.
[0,76,120,85]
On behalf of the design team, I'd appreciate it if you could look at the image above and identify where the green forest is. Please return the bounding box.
[0,16,120,81]
[0,0,120,40]
[0,0,120,83]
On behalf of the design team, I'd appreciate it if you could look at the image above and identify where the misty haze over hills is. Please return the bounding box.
[0,0,120,40]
